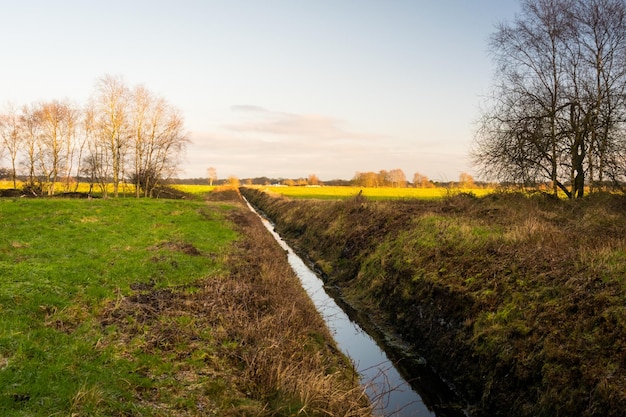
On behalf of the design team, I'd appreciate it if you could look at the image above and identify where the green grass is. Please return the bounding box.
[0,198,236,416]
[252,185,494,200]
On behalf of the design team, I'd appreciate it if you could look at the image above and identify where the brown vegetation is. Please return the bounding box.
[241,187,626,417]
[98,189,370,416]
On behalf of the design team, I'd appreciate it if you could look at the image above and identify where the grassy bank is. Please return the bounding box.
[0,190,368,416]
[241,187,626,417]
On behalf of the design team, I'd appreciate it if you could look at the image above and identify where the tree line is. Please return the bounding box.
[352,170,475,188]
[474,0,626,198]
[0,75,187,197]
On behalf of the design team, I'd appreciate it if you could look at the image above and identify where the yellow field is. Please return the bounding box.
[251,185,495,200]
[0,181,221,197]
[0,180,138,195]
[171,184,217,195]
[0,181,495,200]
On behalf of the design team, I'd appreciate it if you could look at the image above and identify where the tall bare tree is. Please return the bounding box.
[35,100,76,196]
[82,102,110,197]
[474,0,626,198]
[574,0,626,191]
[353,171,379,187]
[1,74,187,198]
[91,74,129,198]
[0,104,23,188]
[20,104,41,191]
[129,85,188,197]
[207,167,217,186]
[386,169,407,188]
[413,172,432,188]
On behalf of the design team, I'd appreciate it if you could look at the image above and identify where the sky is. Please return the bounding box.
[0,0,521,182]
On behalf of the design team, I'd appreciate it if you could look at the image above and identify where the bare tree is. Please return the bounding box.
[82,102,110,197]
[377,170,390,187]
[459,172,475,188]
[20,104,41,192]
[474,0,626,198]
[353,171,379,187]
[71,104,90,192]
[0,104,23,188]
[91,74,130,198]
[1,74,187,198]
[60,102,79,192]
[573,0,626,191]
[308,173,320,186]
[35,100,77,196]
[130,85,151,197]
[413,172,432,188]
[207,167,217,186]
[129,85,188,197]
[227,175,240,188]
[386,169,407,188]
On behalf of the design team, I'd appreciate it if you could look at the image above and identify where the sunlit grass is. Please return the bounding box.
[252,185,495,200]
[0,198,236,416]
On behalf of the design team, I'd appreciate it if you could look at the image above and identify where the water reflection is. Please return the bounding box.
[250,211,430,416]
[285,249,433,416]
[245,199,467,417]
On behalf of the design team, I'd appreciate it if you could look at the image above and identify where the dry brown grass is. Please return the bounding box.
[241,187,626,417]
[98,190,371,416]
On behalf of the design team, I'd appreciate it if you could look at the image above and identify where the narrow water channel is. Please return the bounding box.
[245,199,468,417]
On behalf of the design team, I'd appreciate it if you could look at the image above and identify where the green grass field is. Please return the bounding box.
[0,192,369,416]
[250,185,495,200]
[0,197,236,416]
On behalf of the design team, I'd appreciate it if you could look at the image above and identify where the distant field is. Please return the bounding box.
[170,184,216,195]
[0,180,136,196]
[251,185,495,200]
[0,181,217,197]
[0,181,495,200]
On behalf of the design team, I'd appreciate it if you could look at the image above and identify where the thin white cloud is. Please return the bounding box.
[225,105,383,142]
[182,106,473,181]
[230,105,268,113]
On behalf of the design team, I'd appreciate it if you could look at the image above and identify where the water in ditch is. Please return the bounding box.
[246,200,468,417]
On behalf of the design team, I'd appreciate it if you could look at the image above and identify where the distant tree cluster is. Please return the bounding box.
[352,169,473,188]
[474,0,626,198]
[412,172,435,188]
[191,171,477,189]
[353,169,408,187]
[0,75,187,197]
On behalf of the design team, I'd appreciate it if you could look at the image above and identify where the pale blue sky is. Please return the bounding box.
[0,0,520,181]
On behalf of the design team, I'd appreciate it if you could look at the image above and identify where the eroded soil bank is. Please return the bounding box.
[240,187,626,417]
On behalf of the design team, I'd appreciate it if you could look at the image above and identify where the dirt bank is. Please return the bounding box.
[241,187,626,417]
